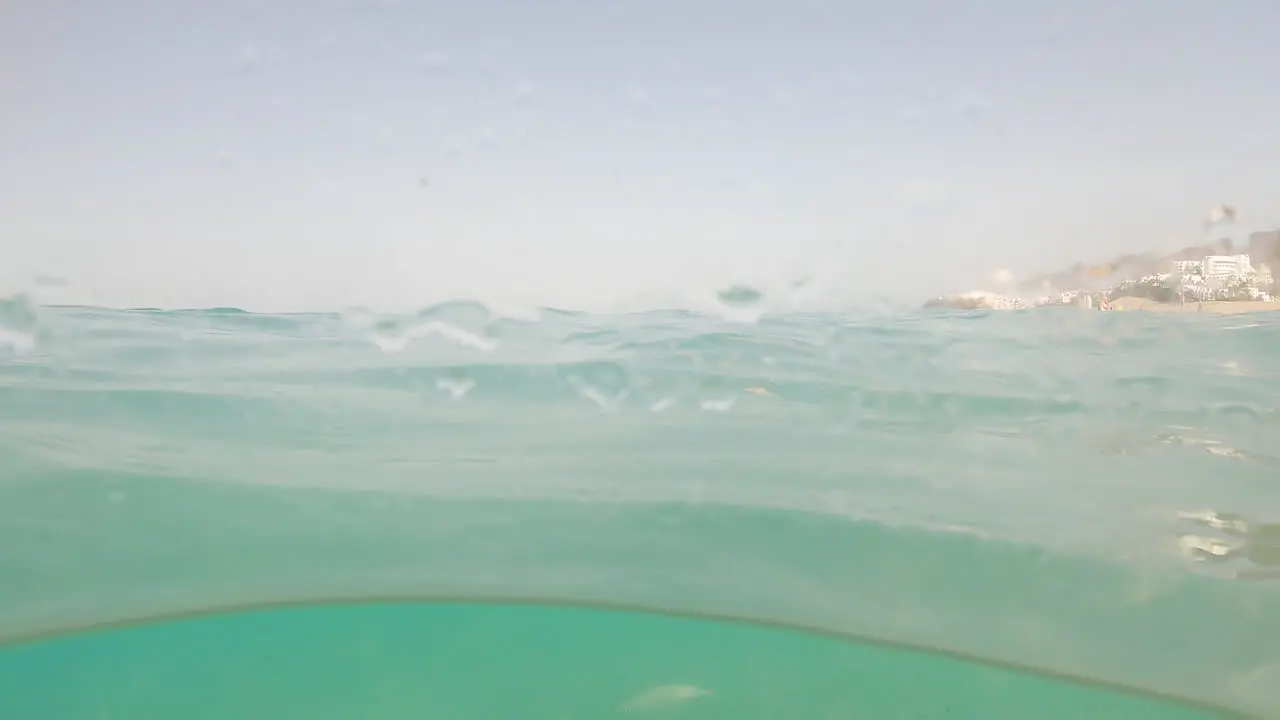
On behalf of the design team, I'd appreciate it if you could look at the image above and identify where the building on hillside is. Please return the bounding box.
[1172,259,1203,274]
[1202,254,1254,278]
[1257,263,1274,288]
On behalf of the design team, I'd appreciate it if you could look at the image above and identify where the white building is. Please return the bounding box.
[1172,259,1203,274]
[1202,254,1254,277]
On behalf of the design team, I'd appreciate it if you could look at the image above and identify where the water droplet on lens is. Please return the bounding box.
[716,285,764,307]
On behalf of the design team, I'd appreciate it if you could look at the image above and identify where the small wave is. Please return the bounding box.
[1,299,1278,716]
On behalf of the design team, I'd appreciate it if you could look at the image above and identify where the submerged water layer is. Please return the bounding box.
[1,302,1279,716]
[0,602,1229,719]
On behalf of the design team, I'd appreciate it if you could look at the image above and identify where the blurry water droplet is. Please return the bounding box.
[418,52,450,73]
[958,95,988,121]
[717,285,763,307]
[473,127,497,150]
[441,135,468,158]
[475,57,498,80]
[235,46,262,74]
[768,87,796,109]
[898,104,923,123]
[712,285,769,324]
[374,125,396,148]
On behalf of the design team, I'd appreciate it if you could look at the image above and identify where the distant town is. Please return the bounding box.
[926,228,1280,311]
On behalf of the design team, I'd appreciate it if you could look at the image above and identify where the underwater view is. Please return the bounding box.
[0,602,1233,719]
[1,300,1277,718]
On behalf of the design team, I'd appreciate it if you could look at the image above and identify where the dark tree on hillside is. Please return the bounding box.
[1112,277,1178,303]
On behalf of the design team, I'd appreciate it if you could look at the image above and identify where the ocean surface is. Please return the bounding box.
[1,297,1278,718]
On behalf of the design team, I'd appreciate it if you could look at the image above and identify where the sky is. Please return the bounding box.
[3,0,1280,313]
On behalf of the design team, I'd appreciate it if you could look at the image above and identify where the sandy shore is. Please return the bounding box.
[1109,297,1280,314]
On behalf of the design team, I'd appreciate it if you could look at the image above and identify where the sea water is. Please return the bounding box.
[0,602,1230,719]
[1,299,1277,718]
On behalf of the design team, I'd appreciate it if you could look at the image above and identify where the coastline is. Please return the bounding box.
[1106,297,1280,314]
[922,292,1280,315]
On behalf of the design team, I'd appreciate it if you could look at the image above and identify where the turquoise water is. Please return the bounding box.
[0,602,1226,719]
[1,299,1278,717]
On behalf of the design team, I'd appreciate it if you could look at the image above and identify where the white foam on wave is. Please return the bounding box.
[368,320,498,353]
[435,378,475,400]
[0,327,36,355]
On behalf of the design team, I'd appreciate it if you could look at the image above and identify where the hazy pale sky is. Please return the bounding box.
[4,0,1279,312]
